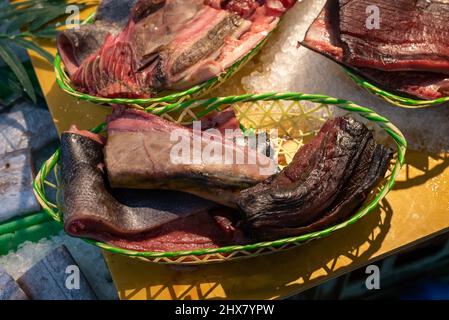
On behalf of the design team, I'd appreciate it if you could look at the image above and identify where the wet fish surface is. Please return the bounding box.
[302,0,449,99]
[60,129,243,252]
[237,117,393,241]
[57,0,297,98]
[57,0,137,76]
[60,116,392,249]
[104,108,277,207]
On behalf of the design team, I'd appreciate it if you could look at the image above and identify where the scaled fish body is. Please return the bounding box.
[61,130,243,252]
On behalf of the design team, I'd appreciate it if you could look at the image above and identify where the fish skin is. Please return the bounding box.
[237,117,371,228]
[61,132,219,236]
[60,132,244,251]
[301,0,449,100]
[250,139,393,241]
[131,0,166,23]
[339,0,449,74]
[237,117,392,240]
[104,108,276,207]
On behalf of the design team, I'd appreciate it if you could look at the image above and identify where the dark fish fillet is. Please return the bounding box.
[58,0,293,98]
[104,108,277,207]
[61,132,243,251]
[237,117,392,241]
[238,117,371,228]
[339,0,449,74]
[302,0,449,100]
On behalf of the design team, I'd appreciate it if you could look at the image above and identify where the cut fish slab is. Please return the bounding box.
[237,117,393,241]
[61,130,244,252]
[58,0,295,98]
[301,0,449,100]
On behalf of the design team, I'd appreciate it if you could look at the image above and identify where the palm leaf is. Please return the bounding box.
[0,0,98,101]
[31,27,59,39]
[6,10,41,32]
[8,37,53,63]
[29,6,69,31]
[0,66,24,106]
[0,0,94,103]
[0,40,36,102]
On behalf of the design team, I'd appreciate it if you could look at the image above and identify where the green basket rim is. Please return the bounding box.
[54,10,274,107]
[345,69,449,109]
[33,92,407,260]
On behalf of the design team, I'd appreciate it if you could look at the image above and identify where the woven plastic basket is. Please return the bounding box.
[54,12,275,108]
[346,69,449,109]
[33,92,407,265]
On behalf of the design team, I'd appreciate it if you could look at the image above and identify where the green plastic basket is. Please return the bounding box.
[54,11,275,108]
[33,92,407,264]
[346,69,449,109]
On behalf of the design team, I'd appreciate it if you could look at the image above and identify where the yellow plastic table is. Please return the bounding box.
[28,6,449,300]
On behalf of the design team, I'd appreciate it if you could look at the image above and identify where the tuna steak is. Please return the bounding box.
[61,130,243,252]
[57,0,295,98]
[302,0,449,99]
[237,117,393,241]
[104,108,277,207]
[339,0,449,74]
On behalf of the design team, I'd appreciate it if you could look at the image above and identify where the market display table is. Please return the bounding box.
[28,7,449,300]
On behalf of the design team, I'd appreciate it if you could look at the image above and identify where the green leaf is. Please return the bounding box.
[0,41,36,103]
[6,9,41,33]
[9,37,54,63]
[28,6,67,31]
[31,27,58,39]
[0,67,23,106]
